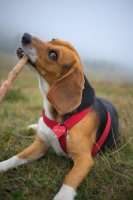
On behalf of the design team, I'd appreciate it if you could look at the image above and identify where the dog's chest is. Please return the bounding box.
[37,117,68,157]
[35,75,68,156]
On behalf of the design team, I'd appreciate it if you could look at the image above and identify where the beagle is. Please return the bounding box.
[0,33,118,200]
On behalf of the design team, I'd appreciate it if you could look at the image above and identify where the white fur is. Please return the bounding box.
[0,156,30,172]
[53,184,76,200]
[23,46,37,63]
[37,74,53,119]
[28,65,53,120]
[37,117,68,157]
[0,154,44,172]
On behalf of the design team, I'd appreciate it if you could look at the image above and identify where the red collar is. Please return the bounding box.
[42,107,111,156]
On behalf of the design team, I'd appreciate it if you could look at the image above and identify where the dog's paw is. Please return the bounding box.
[0,156,29,172]
[0,160,9,172]
[0,158,14,172]
[26,123,38,130]
[53,185,76,200]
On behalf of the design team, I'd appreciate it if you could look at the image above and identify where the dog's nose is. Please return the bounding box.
[21,33,32,44]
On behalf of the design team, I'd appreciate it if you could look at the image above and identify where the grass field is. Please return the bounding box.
[0,65,133,200]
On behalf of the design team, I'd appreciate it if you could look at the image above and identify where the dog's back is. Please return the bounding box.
[93,97,118,151]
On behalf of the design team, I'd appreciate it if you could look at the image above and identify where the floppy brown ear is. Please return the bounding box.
[47,64,84,114]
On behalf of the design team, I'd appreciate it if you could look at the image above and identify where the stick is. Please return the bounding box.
[0,55,28,102]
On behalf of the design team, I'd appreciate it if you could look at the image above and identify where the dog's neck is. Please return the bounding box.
[33,71,52,120]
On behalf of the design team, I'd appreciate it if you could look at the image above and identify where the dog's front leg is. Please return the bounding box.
[54,153,93,200]
[0,133,48,172]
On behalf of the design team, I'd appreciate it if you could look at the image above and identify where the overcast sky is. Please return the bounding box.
[0,0,133,68]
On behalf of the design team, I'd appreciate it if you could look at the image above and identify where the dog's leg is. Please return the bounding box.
[0,133,48,172]
[54,153,93,200]
[54,123,96,200]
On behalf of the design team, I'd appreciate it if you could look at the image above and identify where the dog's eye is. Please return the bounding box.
[49,50,58,61]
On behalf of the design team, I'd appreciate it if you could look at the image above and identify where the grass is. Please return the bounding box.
[0,66,133,200]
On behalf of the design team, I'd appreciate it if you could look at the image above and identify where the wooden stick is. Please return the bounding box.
[0,55,28,102]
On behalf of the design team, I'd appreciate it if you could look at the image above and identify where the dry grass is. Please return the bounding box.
[0,64,133,200]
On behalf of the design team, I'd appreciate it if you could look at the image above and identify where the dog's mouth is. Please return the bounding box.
[16,47,36,67]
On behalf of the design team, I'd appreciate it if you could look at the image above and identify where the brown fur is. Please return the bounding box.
[17,133,48,159]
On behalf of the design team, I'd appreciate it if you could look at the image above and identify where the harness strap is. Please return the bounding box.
[91,109,111,156]
[42,107,111,156]
[42,107,92,154]
[42,106,92,129]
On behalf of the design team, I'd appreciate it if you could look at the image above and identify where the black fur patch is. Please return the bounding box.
[62,75,118,151]
[62,75,95,120]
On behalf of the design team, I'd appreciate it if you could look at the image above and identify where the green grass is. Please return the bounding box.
[0,68,133,200]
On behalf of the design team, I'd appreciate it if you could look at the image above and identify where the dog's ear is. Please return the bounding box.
[47,63,84,114]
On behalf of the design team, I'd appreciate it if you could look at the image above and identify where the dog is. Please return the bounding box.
[0,33,118,200]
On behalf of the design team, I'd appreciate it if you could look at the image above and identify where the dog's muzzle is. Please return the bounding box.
[16,33,36,67]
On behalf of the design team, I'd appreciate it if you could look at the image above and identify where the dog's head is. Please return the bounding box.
[17,33,84,114]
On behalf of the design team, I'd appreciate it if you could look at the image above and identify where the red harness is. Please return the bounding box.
[42,107,111,156]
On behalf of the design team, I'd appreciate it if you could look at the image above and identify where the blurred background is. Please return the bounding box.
[0,0,133,84]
